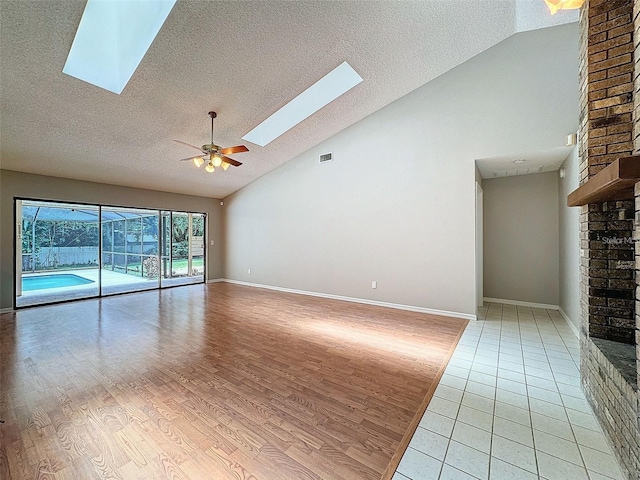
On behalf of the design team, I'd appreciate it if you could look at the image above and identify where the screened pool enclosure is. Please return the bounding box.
[16,199,206,307]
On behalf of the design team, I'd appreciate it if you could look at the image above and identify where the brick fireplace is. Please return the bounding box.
[571,0,640,477]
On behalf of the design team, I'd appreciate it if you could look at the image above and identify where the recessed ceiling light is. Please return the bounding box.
[513,159,526,164]
[242,61,363,147]
[63,0,176,94]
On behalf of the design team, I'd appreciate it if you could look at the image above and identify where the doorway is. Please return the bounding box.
[476,181,483,307]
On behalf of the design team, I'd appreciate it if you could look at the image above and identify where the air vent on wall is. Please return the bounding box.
[319,152,333,164]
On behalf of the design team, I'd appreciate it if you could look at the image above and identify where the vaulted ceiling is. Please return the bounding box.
[0,0,577,198]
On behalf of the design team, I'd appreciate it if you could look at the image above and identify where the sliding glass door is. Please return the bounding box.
[160,211,205,287]
[16,200,100,307]
[15,199,206,308]
[101,207,160,296]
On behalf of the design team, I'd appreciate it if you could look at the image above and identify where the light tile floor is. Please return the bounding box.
[394,302,626,480]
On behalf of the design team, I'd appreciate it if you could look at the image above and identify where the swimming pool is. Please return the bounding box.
[22,274,95,291]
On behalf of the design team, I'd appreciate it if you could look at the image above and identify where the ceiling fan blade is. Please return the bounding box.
[178,155,203,162]
[220,145,249,155]
[173,139,205,153]
[222,155,242,167]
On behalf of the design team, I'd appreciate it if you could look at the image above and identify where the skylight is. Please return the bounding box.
[242,61,363,147]
[63,0,176,94]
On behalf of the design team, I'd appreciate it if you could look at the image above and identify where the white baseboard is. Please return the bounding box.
[0,307,14,314]
[558,307,580,339]
[206,278,224,284]
[223,279,476,321]
[483,297,559,310]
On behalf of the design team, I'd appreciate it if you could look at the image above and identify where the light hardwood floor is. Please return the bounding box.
[0,283,467,480]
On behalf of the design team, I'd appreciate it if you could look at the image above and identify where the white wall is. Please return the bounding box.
[558,148,580,332]
[223,24,578,317]
[483,171,560,306]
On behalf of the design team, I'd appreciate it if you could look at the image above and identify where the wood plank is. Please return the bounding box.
[0,283,466,479]
[567,155,640,206]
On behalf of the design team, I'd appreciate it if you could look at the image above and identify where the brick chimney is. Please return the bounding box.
[574,0,639,477]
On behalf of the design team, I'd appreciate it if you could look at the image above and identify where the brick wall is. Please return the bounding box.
[632,9,640,469]
[579,1,640,478]
[635,0,640,153]
[583,0,634,180]
[580,0,636,345]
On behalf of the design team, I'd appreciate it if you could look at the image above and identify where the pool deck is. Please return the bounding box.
[17,269,204,307]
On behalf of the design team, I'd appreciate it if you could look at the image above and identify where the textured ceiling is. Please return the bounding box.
[0,0,576,198]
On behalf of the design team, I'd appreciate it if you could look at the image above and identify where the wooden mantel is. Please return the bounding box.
[567,156,640,206]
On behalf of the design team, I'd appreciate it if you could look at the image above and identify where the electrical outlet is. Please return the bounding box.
[372,281,377,289]
[210,240,214,246]
[248,268,251,275]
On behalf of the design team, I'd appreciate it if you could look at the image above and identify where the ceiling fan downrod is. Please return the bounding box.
[209,111,217,145]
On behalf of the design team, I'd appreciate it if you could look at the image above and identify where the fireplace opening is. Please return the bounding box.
[585,199,637,388]
[567,153,640,390]
[586,200,635,344]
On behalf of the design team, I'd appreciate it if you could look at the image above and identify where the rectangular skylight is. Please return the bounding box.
[242,61,363,147]
[63,0,176,94]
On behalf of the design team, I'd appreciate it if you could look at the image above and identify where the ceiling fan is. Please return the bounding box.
[175,111,248,173]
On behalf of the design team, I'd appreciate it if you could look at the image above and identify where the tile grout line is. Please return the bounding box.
[440,305,482,480]
[528,303,545,469]
[485,302,496,480]
[486,303,501,480]
[519,304,540,479]
[546,306,594,477]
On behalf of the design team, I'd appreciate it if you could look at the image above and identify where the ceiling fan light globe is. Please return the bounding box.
[221,161,230,171]
[543,0,584,14]
[205,163,215,173]
[212,155,223,167]
[193,157,204,167]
